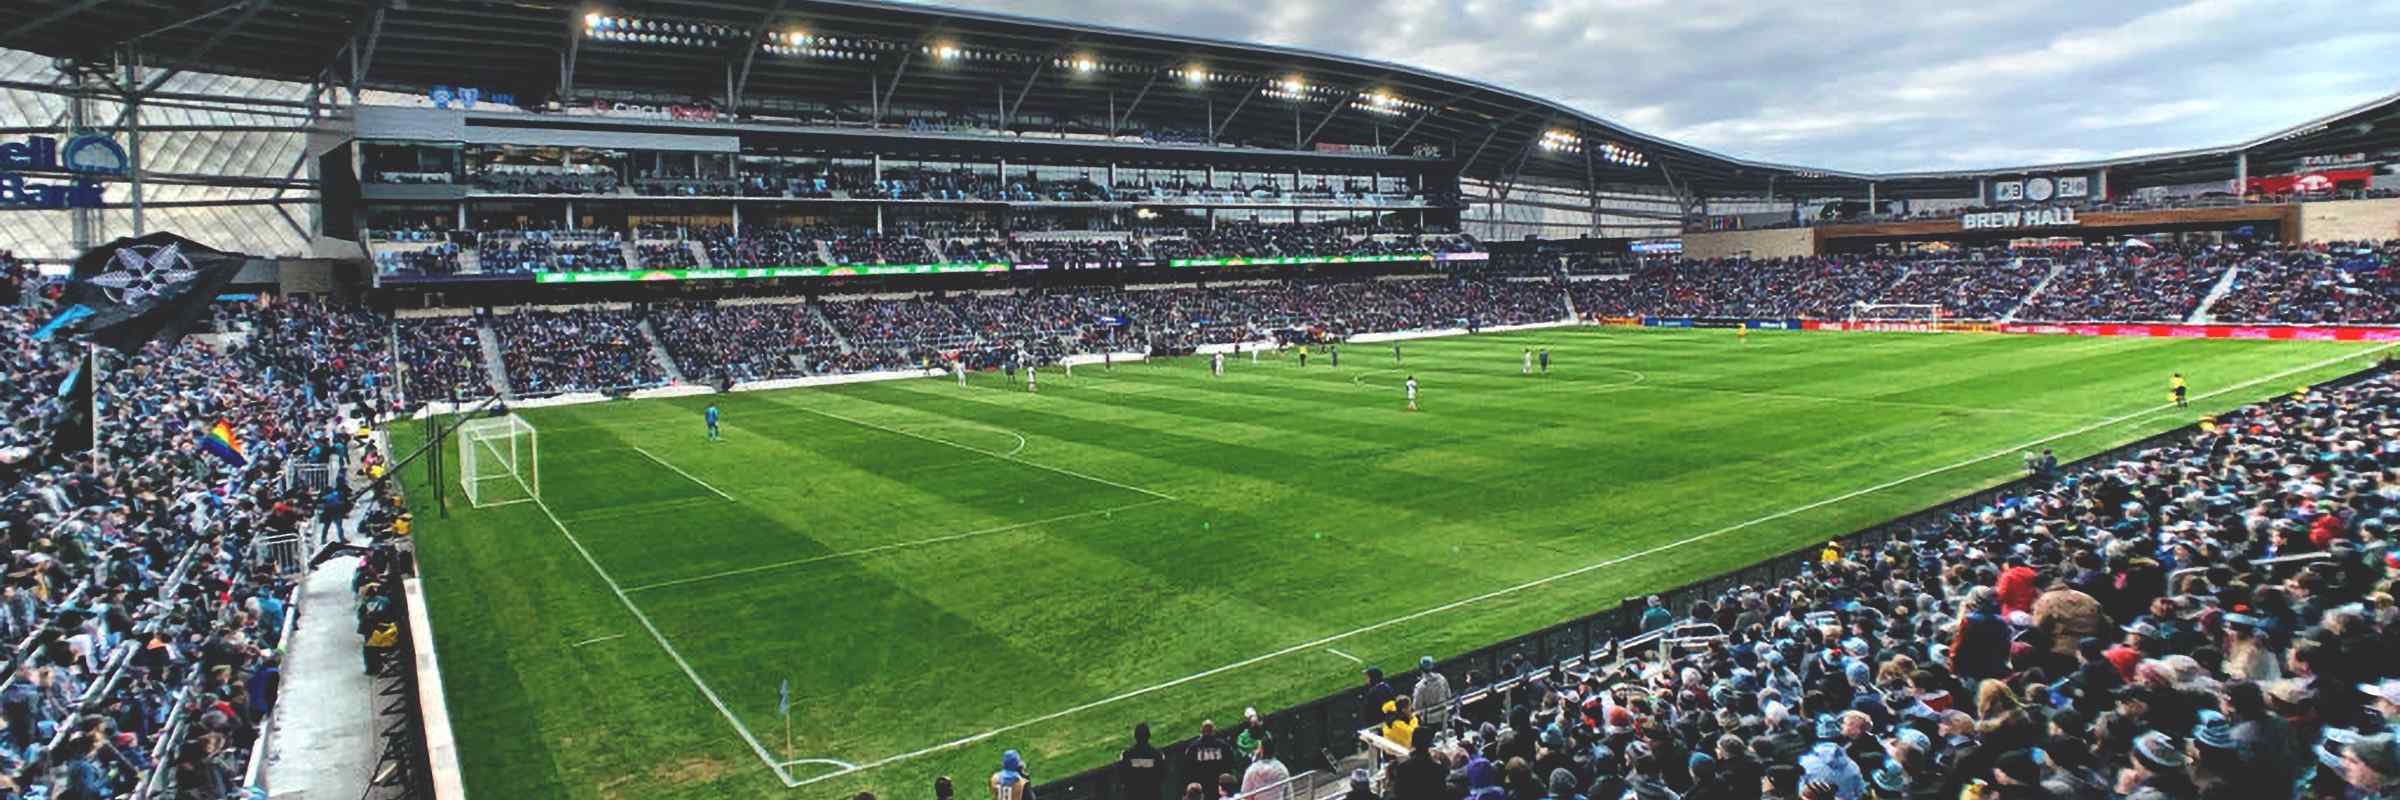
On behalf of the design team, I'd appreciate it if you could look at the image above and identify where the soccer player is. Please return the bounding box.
[1027,364,1038,394]
[2171,372,2188,407]
[1404,375,1419,411]
[1212,351,1225,377]
[1329,344,1340,368]
[1392,344,1402,365]
[1298,345,1308,367]
[954,358,967,388]
[704,402,721,441]
[1521,348,1533,375]
[1539,348,1550,374]
[1737,322,1750,344]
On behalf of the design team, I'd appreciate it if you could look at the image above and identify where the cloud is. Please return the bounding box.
[916,0,2400,173]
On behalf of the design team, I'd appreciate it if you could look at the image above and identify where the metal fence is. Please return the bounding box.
[1030,357,2394,800]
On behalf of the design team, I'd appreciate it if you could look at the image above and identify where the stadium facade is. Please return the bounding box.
[2,0,2393,274]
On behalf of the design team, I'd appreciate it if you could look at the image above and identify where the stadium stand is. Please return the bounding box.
[1301,366,2400,800]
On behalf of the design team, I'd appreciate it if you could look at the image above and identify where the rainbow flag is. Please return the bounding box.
[200,420,247,467]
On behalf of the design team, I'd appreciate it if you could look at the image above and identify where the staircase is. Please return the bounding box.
[2187,261,2247,323]
[813,240,836,266]
[808,302,856,355]
[635,319,687,383]
[1557,278,1579,323]
[475,319,515,399]
[687,240,712,268]
[618,241,641,268]
[2000,259,2069,323]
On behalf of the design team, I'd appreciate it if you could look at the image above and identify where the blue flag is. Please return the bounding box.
[777,679,790,719]
[32,305,95,341]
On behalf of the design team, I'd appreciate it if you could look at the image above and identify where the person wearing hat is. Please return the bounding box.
[2117,732,2193,800]
[2329,733,2400,800]
[1543,767,1586,800]
[2220,681,2300,793]
[1360,667,1396,729]
[1118,722,1165,800]
[2188,710,2254,800]
[1338,768,1379,800]
[991,750,1031,800]
[1412,656,1453,729]
[2364,680,2400,721]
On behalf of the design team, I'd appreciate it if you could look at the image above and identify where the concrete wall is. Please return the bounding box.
[1679,227,1816,260]
[2299,198,2400,243]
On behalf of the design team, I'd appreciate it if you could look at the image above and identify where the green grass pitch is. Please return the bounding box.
[394,327,2392,798]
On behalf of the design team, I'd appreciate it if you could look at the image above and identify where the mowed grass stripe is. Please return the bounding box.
[406,329,2387,800]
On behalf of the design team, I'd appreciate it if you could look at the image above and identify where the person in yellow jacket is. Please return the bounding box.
[1381,696,1419,750]
[1820,541,1843,566]
[364,621,399,674]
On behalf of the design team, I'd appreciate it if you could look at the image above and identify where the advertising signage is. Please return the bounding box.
[1167,254,1434,268]
[533,262,1009,284]
[0,133,127,210]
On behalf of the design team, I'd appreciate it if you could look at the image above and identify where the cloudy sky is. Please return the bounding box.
[920,0,2400,173]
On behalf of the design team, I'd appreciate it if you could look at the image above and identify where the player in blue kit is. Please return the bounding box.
[705,403,722,441]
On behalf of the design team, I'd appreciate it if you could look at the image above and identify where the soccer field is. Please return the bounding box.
[398,327,2391,799]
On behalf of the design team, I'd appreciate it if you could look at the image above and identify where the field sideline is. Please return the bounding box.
[395,327,2391,799]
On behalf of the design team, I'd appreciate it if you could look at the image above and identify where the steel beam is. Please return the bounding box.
[3,0,112,41]
[1110,72,1158,136]
[730,0,788,113]
[876,51,914,125]
[1003,60,1047,128]
[1210,83,1260,143]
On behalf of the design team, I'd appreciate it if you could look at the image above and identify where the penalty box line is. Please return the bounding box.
[619,498,1174,594]
[631,445,737,502]
[524,493,799,786]
[785,341,2399,789]
[795,404,1178,502]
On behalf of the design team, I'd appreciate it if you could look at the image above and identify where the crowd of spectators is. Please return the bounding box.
[0,294,393,798]
[634,242,700,270]
[487,309,666,395]
[2016,251,2232,323]
[372,245,462,278]
[469,164,617,195]
[1572,257,1907,319]
[2208,242,2400,325]
[395,316,496,403]
[1874,259,2055,320]
[646,302,847,382]
[1231,366,2400,800]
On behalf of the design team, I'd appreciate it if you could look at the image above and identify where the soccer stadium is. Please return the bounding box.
[3,1,2400,799]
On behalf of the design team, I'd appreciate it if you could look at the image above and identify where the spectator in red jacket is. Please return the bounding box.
[1993,556,2040,617]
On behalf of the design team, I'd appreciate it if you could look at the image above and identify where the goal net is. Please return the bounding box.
[458,415,540,508]
[1849,303,1943,322]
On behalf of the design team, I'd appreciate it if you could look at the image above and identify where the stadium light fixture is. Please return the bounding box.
[1072,57,1097,73]
[1185,67,1208,85]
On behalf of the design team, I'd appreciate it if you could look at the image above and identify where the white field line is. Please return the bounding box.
[526,493,795,785]
[631,445,736,502]
[785,341,2396,788]
[782,757,862,770]
[1324,648,1364,664]
[796,405,1177,501]
[569,633,625,648]
[1603,383,2108,422]
[620,498,1173,594]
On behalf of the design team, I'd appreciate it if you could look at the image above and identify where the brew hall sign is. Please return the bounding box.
[1960,207,2080,231]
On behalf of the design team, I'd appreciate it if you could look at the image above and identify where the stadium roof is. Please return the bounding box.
[6,0,2397,200]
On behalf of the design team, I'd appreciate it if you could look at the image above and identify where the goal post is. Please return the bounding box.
[458,415,540,508]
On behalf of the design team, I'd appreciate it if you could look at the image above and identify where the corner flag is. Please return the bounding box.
[777,679,791,718]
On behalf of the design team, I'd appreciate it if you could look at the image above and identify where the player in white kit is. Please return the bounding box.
[1404,375,1419,411]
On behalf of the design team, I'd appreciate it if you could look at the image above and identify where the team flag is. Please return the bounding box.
[777,679,791,718]
[200,420,248,467]
[49,349,96,455]
[41,232,249,354]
